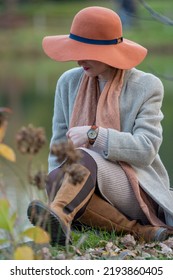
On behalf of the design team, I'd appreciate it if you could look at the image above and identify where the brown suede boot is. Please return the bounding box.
[78,193,168,242]
[27,164,95,246]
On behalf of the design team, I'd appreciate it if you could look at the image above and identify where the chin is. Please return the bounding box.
[85,72,97,77]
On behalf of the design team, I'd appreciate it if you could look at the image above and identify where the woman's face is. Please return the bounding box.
[77,60,114,80]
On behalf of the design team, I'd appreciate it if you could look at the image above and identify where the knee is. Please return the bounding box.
[78,149,97,182]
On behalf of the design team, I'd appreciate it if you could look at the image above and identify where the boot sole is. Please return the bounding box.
[27,200,69,246]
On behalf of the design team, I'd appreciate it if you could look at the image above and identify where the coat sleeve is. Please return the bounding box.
[48,77,68,172]
[101,74,164,167]
[48,68,83,172]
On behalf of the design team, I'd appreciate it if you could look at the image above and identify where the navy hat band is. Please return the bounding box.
[69,33,123,45]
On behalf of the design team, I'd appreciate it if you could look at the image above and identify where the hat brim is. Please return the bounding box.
[42,35,147,70]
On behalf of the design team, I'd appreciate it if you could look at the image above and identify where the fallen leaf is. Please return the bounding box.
[118,249,136,259]
[38,247,52,260]
[159,243,172,255]
[163,237,173,248]
[105,242,114,251]
[120,234,136,247]
[141,251,152,258]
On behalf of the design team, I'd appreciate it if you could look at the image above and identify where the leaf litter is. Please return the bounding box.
[29,234,173,260]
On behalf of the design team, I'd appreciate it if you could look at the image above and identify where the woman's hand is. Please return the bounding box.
[66,126,91,148]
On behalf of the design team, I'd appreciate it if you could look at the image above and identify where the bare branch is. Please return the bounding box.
[138,0,173,25]
[147,66,173,82]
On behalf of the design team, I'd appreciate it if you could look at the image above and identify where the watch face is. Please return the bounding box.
[88,130,97,139]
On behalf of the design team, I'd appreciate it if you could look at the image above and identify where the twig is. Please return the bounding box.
[138,0,173,25]
[147,66,173,82]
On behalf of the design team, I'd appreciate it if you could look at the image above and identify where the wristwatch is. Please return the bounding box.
[87,125,98,145]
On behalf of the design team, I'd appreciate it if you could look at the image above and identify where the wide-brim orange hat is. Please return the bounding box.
[42,6,147,69]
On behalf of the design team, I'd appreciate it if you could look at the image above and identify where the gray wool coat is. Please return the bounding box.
[49,67,173,224]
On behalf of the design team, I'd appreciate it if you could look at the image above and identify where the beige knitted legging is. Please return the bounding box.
[81,148,149,225]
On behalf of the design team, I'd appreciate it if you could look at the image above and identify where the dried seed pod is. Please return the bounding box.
[16,124,46,155]
[32,170,48,190]
[66,164,87,185]
[50,141,82,164]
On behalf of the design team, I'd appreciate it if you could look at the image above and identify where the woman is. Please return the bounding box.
[27,6,173,245]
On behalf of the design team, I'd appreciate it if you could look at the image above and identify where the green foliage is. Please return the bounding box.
[0,199,16,234]
[71,229,117,250]
[0,197,50,259]
[0,110,49,259]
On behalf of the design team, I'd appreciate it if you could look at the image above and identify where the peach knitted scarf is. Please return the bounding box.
[70,69,124,129]
[70,69,167,227]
